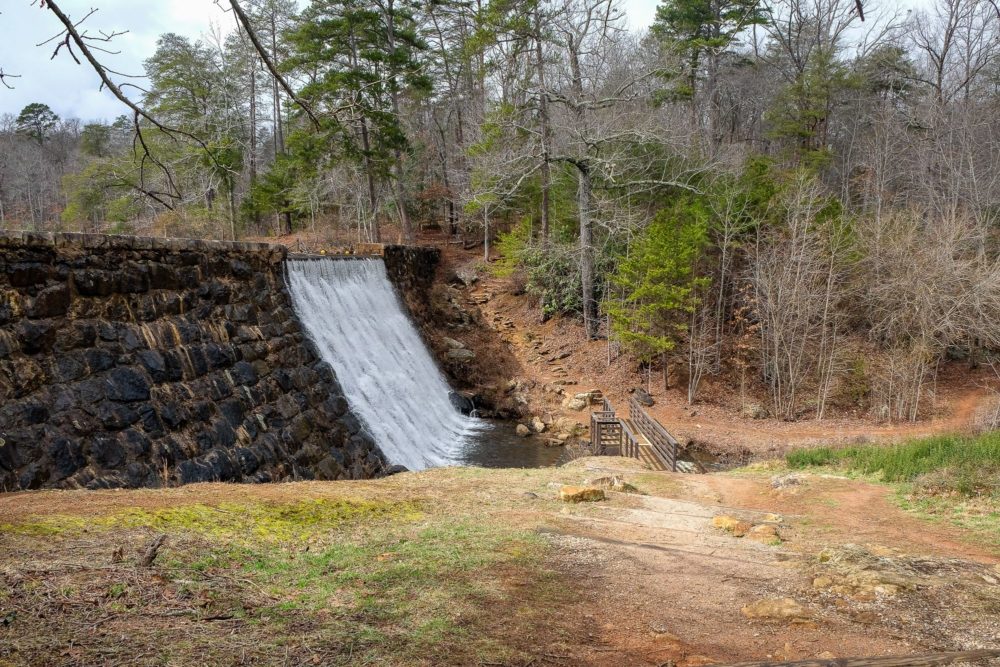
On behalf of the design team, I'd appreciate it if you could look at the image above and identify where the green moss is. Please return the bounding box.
[1,498,422,541]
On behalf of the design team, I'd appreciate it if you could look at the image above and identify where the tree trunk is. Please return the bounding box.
[384,0,413,243]
[359,119,380,242]
[578,163,597,339]
[662,351,669,391]
[392,154,412,242]
[229,184,237,241]
[248,49,260,230]
[534,4,551,242]
[270,11,284,159]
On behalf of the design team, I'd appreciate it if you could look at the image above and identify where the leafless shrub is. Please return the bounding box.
[856,210,1000,421]
[750,176,852,420]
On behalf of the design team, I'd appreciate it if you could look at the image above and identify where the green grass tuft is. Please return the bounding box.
[787,432,1000,497]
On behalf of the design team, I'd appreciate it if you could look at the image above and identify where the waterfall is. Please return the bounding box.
[286,257,484,470]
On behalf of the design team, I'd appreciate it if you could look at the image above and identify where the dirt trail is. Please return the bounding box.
[544,459,1000,666]
[650,387,989,454]
[690,474,997,563]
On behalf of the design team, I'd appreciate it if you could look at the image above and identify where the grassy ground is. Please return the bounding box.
[786,432,1000,546]
[0,476,577,667]
[5,458,1000,666]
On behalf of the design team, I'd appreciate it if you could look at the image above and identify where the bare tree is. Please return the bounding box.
[751,175,847,420]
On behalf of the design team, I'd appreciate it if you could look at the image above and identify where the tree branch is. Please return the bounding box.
[224,0,321,129]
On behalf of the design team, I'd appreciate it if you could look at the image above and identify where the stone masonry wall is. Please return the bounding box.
[382,244,441,322]
[0,232,387,491]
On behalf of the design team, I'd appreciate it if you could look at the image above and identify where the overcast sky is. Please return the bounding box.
[1,0,244,120]
[0,0,660,121]
[0,0,928,122]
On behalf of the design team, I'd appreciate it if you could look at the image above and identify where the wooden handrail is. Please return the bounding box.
[619,419,639,459]
[590,396,680,471]
[590,397,620,454]
[628,397,679,472]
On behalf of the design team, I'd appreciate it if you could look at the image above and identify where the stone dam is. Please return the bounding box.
[0,232,441,491]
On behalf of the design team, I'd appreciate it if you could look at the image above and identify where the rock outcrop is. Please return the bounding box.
[0,232,389,491]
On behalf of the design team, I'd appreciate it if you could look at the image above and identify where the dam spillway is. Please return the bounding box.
[0,232,392,491]
[0,232,556,491]
[286,257,485,470]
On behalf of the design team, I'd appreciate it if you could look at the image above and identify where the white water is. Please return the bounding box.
[286,258,485,470]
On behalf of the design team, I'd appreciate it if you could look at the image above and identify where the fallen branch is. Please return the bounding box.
[140,534,167,567]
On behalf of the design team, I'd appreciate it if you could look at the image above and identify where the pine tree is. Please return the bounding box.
[15,103,59,145]
[607,197,710,366]
[651,0,766,144]
[287,0,431,241]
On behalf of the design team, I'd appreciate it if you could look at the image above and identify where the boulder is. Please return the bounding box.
[632,388,655,407]
[562,396,587,411]
[442,337,465,350]
[712,515,742,531]
[552,417,581,435]
[574,391,601,404]
[454,269,478,287]
[448,391,476,415]
[741,403,769,419]
[732,521,753,538]
[559,485,606,503]
[741,598,811,622]
[584,475,641,494]
[446,348,476,361]
[515,424,531,437]
[771,473,802,490]
[531,416,546,433]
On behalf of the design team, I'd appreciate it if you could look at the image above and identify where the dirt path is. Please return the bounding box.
[690,473,997,564]
[539,460,1000,666]
[649,387,989,456]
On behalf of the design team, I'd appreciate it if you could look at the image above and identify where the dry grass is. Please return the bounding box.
[0,467,609,667]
